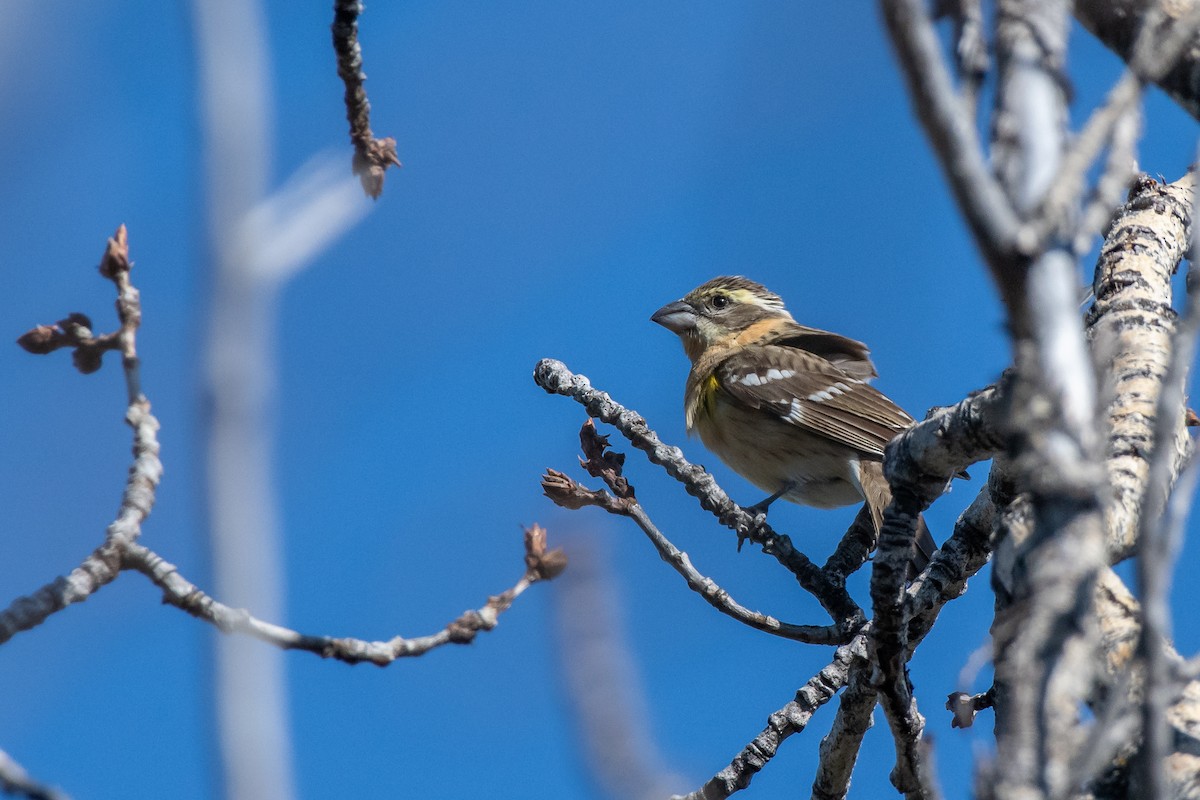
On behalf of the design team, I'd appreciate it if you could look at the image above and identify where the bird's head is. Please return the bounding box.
[651,276,791,361]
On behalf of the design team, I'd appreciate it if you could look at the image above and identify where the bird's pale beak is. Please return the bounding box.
[651,300,697,334]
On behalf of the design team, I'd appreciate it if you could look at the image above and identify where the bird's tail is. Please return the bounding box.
[859,460,937,577]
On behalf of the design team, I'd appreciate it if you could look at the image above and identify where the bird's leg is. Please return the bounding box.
[744,481,795,516]
[738,481,796,551]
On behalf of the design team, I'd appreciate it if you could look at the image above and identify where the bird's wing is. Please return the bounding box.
[744,321,879,382]
[714,344,914,458]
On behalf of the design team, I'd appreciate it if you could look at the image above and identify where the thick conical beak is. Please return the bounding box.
[650,300,697,334]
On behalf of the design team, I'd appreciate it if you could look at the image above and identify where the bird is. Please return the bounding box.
[650,275,937,572]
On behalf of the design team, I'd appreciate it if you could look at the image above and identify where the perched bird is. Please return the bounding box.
[651,276,936,571]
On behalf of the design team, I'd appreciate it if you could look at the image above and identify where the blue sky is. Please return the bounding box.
[2,3,1199,799]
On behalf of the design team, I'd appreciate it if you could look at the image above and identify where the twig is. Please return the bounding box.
[884,378,1009,506]
[123,526,563,665]
[1072,102,1141,258]
[669,637,868,800]
[541,468,845,645]
[868,380,1008,795]
[908,479,1001,642]
[543,421,843,643]
[821,505,877,584]
[0,749,70,800]
[533,358,862,629]
[331,0,400,198]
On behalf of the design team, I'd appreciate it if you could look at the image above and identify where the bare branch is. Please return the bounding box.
[123,529,560,665]
[542,422,844,644]
[10,226,559,674]
[331,0,400,198]
[1033,6,1200,255]
[884,377,1010,505]
[821,505,877,584]
[533,358,863,629]
[1134,179,1200,793]
[623,502,846,644]
[811,668,875,800]
[670,637,868,800]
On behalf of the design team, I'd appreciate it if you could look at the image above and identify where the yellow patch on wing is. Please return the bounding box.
[701,373,721,415]
[687,373,722,429]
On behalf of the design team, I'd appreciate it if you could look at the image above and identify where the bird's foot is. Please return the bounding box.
[736,510,771,553]
[737,482,795,552]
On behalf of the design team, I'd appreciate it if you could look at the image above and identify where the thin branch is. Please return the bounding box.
[331,0,400,198]
[123,526,563,665]
[884,377,1010,506]
[533,358,862,629]
[821,505,877,584]
[868,485,928,796]
[1072,101,1142,258]
[908,477,1003,642]
[542,469,845,645]
[670,637,868,800]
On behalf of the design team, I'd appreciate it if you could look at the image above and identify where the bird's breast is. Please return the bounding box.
[692,392,866,509]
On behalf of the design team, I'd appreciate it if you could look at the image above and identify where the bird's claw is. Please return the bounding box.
[737,510,770,552]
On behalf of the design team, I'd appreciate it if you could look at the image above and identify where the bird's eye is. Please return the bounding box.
[711,294,730,309]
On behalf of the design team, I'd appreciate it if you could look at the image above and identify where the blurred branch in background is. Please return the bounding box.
[0,749,69,800]
[552,534,683,800]
[193,0,375,794]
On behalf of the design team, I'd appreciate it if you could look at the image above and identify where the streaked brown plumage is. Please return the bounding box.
[652,276,936,571]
